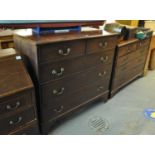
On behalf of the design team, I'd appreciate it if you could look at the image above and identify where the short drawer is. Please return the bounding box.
[39,50,114,83]
[41,82,109,121]
[0,91,32,116]
[137,38,150,49]
[38,40,85,63]
[118,41,137,57]
[9,122,39,135]
[41,65,112,106]
[86,36,117,53]
[0,107,36,135]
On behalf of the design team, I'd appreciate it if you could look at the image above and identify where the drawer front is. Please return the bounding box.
[39,50,114,83]
[118,41,137,57]
[86,36,117,53]
[115,60,145,79]
[41,65,112,106]
[9,122,39,135]
[0,92,32,116]
[39,40,85,63]
[137,46,149,58]
[41,82,109,121]
[0,107,36,134]
[112,64,144,89]
[116,48,148,69]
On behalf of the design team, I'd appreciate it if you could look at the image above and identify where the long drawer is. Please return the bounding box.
[0,91,32,116]
[38,40,85,63]
[39,50,114,84]
[0,107,36,134]
[41,82,109,122]
[41,65,112,106]
[116,46,149,68]
[115,57,146,77]
[86,35,117,53]
[112,64,144,89]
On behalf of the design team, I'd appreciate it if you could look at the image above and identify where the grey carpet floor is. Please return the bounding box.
[49,71,155,135]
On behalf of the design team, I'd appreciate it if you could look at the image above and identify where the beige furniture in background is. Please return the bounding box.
[144,33,155,75]
[116,20,139,26]
[0,29,14,49]
[144,21,155,75]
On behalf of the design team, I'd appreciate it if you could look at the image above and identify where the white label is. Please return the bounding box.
[16,55,22,60]
[54,29,70,33]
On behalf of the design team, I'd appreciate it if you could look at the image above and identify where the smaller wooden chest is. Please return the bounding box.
[0,48,39,135]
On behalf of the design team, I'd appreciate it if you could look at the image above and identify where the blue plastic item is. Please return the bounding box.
[32,26,81,35]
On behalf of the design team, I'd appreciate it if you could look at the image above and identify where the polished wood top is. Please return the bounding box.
[14,28,118,45]
[118,38,138,47]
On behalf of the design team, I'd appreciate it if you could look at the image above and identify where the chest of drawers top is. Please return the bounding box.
[0,48,33,99]
[14,32,118,62]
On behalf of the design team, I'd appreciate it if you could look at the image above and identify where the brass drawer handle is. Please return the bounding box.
[52,67,64,76]
[97,86,104,91]
[6,101,20,110]
[58,48,71,56]
[54,105,64,113]
[100,56,109,62]
[99,41,108,48]
[9,117,22,125]
[98,71,107,77]
[53,87,65,96]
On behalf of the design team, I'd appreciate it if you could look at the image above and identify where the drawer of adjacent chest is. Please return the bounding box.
[9,121,39,135]
[38,40,85,63]
[115,60,145,78]
[86,36,117,53]
[0,91,33,116]
[39,50,114,83]
[41,82,109,121]
[117,41,137,57]
[112,64,144,89]
[116,46,148,68]
[0,107,36,135]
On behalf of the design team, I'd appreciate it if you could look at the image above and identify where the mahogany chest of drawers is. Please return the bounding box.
[14,32,118,134]
[0,48,39,135]
[110,37,151,97]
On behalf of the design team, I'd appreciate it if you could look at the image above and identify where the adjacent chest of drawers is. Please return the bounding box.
[0,48,39,135]
[14,33,118,134]
[110,38,151,97]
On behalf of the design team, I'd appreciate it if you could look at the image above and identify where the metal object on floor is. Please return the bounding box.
[88,116,109,133]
